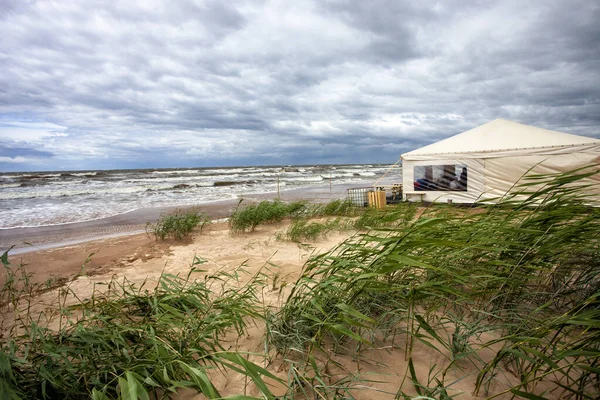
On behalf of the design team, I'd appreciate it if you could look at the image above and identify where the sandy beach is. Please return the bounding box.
[2,181,583,399]
[1,181,475,399]
[2,201,498,399]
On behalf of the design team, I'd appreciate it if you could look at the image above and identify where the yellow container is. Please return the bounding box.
[368,190,387,209]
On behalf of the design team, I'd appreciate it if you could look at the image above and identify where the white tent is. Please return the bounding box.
[401,119,600,203]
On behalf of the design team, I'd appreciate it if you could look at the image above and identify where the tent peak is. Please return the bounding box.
[402,119,599,158]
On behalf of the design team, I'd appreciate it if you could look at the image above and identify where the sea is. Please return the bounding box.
[0,164,397,229]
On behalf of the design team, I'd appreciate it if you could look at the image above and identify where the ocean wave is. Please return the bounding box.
[0,185,149,200]
[0,183,21,189]
[0,193,240,229]
[283,176,323,182]
[151,169,202,175]
[1,164,389,228]
[145,183,212,191]
[213,180,258,187]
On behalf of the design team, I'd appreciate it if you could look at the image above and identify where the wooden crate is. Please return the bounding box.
[368,190,386,209]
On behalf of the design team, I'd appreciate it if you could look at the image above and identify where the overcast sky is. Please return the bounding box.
[1,0,599,172]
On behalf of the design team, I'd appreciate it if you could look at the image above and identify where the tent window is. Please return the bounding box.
[414,165,467,191]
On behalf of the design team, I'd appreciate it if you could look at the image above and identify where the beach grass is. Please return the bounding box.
[229,199,307,233]
[229,198,360,235]
[304,198,357,217]
[267,167,600,399]
[0,256,280,399]
[283,217,352,242]
[147,208,210,240]
[282,199,416,242]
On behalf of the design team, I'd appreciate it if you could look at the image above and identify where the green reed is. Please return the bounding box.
[147,208,210,240]
[229,199,307,233]
[268,166,600,399]
[0,255,280,399]
[229,199,358,234]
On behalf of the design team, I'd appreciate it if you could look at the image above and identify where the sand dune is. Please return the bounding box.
[5,217,523,399]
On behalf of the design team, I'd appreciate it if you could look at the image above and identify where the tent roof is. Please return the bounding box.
[402,119,600,158]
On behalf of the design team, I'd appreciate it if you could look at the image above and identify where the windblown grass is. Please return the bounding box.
[353,201,418,229]
[282,200,417,242]
[284,218,354,242]
[0,256,280,399]
[268,167,600,399]
[147,208,210,240]
[229,199,358,234]
[305,199,357,217]
[229,199,306,233]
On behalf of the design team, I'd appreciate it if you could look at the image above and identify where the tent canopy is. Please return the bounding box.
[401,119,600,204]
[402,119,600,160]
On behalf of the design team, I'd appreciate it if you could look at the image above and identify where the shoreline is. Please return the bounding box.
[1,182,374,255]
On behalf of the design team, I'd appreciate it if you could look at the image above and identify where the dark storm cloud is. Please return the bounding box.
[0,0,598,171]
[318,0,430,61]
[0,145,53,158]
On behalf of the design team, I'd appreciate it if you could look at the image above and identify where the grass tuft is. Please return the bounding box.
[284,218,353,242]
[309,199,357,217]
[229,199,306,233]
[147,208,210,240]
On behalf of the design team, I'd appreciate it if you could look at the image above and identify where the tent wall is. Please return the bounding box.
[402,158,485,203]
[483,152,600,203]
[402,149,600,204]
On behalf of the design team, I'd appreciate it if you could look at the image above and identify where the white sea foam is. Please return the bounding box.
[151,169,203,175]
[70,172,98,176]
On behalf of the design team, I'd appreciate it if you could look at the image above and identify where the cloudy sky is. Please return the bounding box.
[1,0,599,172]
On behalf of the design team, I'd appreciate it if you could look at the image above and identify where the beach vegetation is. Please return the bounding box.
[284,218,351,242]
[229,199,306,233]
[353,201,418,229]
[0,255,280,399]
[282,200,418,242]
[267,167,600,399]
[147,208,210,240]
[305,198,357,217]
[231,198,360,236]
